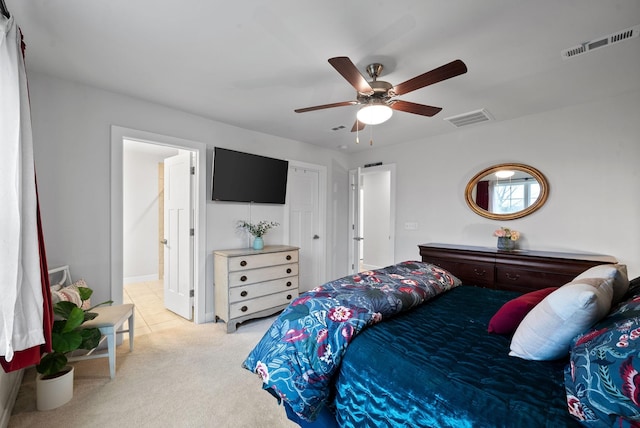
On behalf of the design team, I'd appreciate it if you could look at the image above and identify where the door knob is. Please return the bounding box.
[353,237,364,241]
[160,239,168,245]
[313,235,320,239]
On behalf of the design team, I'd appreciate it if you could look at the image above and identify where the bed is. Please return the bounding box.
[242,251,638,427]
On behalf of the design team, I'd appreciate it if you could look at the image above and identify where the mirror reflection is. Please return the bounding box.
[465,163,548,220]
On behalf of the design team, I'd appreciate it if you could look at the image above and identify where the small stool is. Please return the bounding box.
[68,303,135,379]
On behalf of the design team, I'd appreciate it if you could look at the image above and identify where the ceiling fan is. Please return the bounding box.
[295,56,468,132]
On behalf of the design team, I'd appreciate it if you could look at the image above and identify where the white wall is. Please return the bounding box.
[122,141,179,281]
[28,71,351,310]
[349,90,640,278]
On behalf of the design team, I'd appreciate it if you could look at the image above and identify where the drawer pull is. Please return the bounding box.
[505,273,520,281]
[473,268,486,277]
[241,305,248,312]
[240,291,248,297]
[286,281,292,287]
[286,255,292,260]
[240,275,247,282]
[240,260,247,267]
[286,294,292,300]
[286,268,292,274]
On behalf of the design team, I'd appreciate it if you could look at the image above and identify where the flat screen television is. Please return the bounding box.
[211,147,289,204]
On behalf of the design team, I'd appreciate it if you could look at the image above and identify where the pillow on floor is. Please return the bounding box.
[488,287,558,335]
[509,277,613,360]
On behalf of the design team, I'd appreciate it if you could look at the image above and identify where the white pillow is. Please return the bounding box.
[509,277,613,360]
[574,263,628,304]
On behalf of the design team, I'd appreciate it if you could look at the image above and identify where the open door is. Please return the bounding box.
[348,168,363,274]
[349,164,396,274]
[163,152,193,319]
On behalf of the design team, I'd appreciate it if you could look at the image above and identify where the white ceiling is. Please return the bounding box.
[6,0,640,152]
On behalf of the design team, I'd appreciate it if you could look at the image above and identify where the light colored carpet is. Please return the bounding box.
[9,316,298,428]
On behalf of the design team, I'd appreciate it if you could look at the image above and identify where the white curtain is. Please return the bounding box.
[0,15,44,362]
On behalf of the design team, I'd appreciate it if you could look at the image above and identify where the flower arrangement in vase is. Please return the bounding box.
[238,220,279,250]
[494,227,520,251]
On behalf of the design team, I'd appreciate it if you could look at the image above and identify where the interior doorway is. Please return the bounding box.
[110,126,207,324]
[349,164,396,273]
[122,141,195,328]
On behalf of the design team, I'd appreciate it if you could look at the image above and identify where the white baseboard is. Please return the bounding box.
[123,274,159,284]
[204,311,216,323]
[0,369,24,428]
[361,263,382,271]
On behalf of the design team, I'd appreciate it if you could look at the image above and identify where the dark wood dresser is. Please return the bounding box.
[419,243,617,293]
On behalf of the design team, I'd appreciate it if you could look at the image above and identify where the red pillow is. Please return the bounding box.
[488,287,558,335]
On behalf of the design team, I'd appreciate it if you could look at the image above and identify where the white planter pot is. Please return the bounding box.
[36,366,74,411]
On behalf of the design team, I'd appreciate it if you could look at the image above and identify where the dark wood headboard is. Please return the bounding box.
[419,243,617,293]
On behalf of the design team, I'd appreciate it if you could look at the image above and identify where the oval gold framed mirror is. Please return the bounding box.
[465,163,549,220]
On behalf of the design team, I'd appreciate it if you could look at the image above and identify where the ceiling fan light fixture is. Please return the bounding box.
[357,104,393,125]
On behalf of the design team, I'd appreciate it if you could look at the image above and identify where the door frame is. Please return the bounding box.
[348,163,396,273]
[284,160,327,285]
[110,126,207,324]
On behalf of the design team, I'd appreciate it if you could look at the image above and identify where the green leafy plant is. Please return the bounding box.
[237,220,279,238]
[36,286,112,378]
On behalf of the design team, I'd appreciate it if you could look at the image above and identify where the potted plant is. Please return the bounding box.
[36,285,111,410]
[238,220,279,250]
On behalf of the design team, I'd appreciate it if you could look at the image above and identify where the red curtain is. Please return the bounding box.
[476,180,489,211]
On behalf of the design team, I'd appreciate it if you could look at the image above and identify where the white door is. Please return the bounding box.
[349,165,396,274]
[287,165,323,292]
[163,152,193,319]
[348,168,362,274]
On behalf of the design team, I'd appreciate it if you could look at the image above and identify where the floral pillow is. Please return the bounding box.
[565,287,640,426]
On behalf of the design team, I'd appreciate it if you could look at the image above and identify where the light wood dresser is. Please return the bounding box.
[214,245,299,332]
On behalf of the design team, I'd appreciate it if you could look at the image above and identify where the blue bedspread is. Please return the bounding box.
[242,261,462,421]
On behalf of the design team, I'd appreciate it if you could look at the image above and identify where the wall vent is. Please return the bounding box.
[444,108,493,128]
[562,24,639,59]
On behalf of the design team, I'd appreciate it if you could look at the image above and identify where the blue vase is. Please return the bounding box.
[497,237,515,251]
[252,236,264,250]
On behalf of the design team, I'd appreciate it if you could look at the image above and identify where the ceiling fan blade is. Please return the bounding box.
[294,100,357,113]
[392,59,467,96]
[328,57,374,94]
[351,120,365,132]
[390,100,442,117]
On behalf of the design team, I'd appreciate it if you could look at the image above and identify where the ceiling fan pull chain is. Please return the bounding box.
[369,126,373,146]
[356,123,360,144]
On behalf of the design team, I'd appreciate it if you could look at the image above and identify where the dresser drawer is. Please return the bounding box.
[229,263,298,286]
[228,250,299,271]
[229,290,297,318]
[429,258,494,287]
[495,266,575,292]
[229,277,298,302]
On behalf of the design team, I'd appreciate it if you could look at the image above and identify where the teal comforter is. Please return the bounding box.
[242,261,462,421]
[334,286,580,427]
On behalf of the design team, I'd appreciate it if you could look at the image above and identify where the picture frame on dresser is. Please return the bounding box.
[214,245,299,332]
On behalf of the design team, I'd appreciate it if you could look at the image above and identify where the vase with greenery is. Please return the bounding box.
[493,227,520,251]
[238,220,279,250]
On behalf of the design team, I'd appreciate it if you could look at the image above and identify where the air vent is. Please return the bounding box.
[562,24,639,59]
[444,108,493,128]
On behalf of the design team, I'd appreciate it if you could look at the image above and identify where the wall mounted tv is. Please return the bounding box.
[211,147,289,204]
